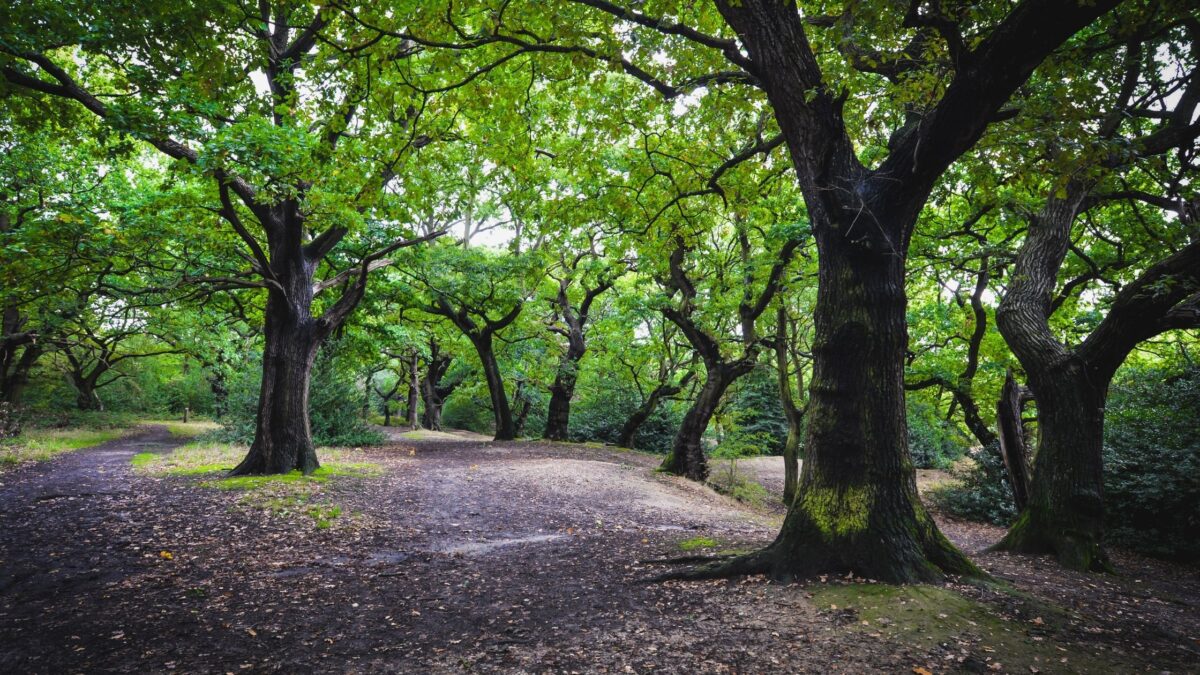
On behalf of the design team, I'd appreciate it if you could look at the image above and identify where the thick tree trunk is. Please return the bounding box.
[993,361,1113,571]
[513,382,533,438]
[473,335,515,441]
[1,343,40,406]
[1,307,41,405]
[759,239,977,583]
[660,364,746,481]
[382,403,391,427]
[72,375,103,411]
[230,289,322,476]
[420,381,444,430]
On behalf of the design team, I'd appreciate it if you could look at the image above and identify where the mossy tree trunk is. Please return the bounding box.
[758,226,978,582]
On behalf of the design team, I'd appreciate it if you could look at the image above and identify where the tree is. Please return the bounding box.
[1,2,462,473]
[399,246,542,441]
[542,251,617,440]
[992,17,1200,569]
[530,0,1126,581]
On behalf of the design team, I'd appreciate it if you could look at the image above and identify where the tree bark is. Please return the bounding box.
[756,233,977,582]
[543,339,583,441]
[993,361,1112,571]
[230,263,324,476]
[995,369,1033,512]
[473,334,516,440]
[71,374,103,411]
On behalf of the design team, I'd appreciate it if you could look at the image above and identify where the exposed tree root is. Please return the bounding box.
[637,553,740,566]
[648,547,776,582]
[991,511,1114,573]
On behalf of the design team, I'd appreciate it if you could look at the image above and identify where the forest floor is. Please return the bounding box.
[0,427,1197,674]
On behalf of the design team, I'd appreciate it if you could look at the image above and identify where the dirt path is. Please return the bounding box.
[1,435,1197,674]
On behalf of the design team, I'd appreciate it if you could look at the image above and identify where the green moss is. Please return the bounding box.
[804,485,872,538]
[678,536,720,551]
[809,583,1146,673]
[199,462,379,490]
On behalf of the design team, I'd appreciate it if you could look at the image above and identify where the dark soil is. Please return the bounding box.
[0,430,1197,673]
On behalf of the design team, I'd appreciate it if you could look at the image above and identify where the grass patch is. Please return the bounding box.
[134,441,376,530]
[1,428,128,468]
[678,536,720,551]
[809,583,1142,673]
[138,419,220,439]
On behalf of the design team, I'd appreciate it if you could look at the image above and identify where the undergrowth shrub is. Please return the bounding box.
[932,442,1018,526]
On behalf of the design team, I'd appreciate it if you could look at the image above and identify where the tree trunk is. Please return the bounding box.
[543,349,582,441]
[406,354,420,429]
[473,335,515,440]
[660,363,746,481]
[776,305,806,505]
[993,361,1113,571]
[72,375,103,411]
[758,238,977,583]
[382,402,391,427]
[420,379,443,430]
[230,288,322,476]
[513,383,533,438]
[1,340,40,406]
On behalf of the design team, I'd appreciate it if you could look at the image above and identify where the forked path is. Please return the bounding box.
[0,433,1197,673]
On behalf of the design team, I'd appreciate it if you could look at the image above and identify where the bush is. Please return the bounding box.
[908,398,970,469]
[1102,366,1200,561]
[215,342,383,447]
[567,384,682,453]
[932,442,1018,526]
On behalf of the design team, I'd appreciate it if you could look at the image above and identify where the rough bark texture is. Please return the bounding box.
[230,277,323,476]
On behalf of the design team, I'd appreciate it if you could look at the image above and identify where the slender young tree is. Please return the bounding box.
[543,254,616,441]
